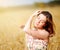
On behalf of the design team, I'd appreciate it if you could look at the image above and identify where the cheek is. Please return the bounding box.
[39,22,45,26]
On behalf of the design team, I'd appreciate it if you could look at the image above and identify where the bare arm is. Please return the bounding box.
[23,10,41,31]
[23,10,49,39]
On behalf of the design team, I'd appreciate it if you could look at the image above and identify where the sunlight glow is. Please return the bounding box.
[0,0,51,7]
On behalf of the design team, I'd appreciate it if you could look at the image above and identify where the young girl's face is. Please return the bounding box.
[34,14,47,29]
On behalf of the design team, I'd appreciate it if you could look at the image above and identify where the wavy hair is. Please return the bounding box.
[38,11,55,37]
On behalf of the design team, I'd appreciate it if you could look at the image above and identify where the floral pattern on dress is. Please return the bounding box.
[26,34,47,50]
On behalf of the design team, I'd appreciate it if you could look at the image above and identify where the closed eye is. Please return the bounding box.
[40,20,46,23]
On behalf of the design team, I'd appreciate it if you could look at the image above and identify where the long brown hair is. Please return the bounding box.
[38,11,55,37]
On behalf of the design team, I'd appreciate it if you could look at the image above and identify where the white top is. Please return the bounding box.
[25,28,48,50]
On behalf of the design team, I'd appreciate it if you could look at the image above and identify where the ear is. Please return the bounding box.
[43,23,47,28]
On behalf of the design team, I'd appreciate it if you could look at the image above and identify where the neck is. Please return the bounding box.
[38,28,44,31]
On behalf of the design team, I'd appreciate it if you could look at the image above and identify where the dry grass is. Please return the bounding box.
[0,6,60,50]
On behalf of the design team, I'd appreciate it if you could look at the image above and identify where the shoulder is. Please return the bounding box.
[39,29,49,38]
[43,30,49,36]
[44,30,49,35]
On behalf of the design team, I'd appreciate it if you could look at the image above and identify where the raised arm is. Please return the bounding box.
[23,10,49,40]
[23,10,41,32]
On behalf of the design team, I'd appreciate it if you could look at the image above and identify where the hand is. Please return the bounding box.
[32,10,42,17]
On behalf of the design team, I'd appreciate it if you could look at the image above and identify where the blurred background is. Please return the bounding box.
[0,0,60,50]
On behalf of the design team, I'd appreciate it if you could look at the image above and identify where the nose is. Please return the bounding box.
[35,19,41,24]
[37,20,40,24]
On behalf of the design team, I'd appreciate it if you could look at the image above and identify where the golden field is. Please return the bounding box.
[0,6,60,50]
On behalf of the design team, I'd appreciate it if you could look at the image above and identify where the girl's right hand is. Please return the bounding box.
[32,10,41,17]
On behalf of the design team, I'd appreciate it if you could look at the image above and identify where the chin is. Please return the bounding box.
[34,25,40,29]
[34,25,43,29]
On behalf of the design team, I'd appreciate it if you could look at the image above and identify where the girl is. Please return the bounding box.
[22,10,55,50]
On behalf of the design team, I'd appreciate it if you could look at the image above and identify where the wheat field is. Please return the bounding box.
[0,6,60,50]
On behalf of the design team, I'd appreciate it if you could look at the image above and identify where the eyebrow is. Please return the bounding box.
[40,20,46,22]
[36,17,46,22]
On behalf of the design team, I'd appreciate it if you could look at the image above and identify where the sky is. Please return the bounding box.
[0,0,52,7]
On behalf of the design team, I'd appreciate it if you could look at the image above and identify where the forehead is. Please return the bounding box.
[38,14,47,21]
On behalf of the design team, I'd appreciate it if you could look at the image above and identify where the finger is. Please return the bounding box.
[38,10,40,13]
[37,10,42,13]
